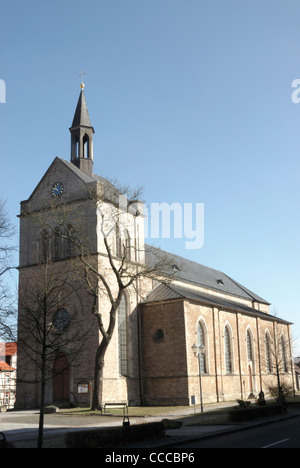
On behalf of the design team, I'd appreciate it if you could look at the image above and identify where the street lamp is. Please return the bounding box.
[192,343,206,413]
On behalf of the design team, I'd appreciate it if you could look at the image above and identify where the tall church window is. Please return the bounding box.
[197,321,207,374]
[65,225,75,258]
[265,332,272,372]
[118,294,128,376]
[51,225,76,261]
[125,232,132,262]
[224,325,233,374]
[40,230,51,263]
[116,227,132,262]
[54,227,63,260]
[246,329,253,362]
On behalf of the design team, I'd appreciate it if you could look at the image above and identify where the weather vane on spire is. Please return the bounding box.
[79,70,86,89]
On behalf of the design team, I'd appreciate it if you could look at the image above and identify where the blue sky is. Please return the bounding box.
[1,0,300,353]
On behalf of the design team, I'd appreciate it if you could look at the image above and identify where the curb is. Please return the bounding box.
[158,411,300,448]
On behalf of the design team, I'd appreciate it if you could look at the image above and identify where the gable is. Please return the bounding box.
[20,157,95,213]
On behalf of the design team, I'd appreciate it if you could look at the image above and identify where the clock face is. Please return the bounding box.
[51,182,64,198]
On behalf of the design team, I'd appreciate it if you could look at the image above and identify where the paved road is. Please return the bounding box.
[176,415,300,448]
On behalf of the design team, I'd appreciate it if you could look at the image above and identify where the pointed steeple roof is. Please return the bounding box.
[71,89,93,129]
[69,86,95,177]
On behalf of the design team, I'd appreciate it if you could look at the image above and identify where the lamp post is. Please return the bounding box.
[192,343,206,413]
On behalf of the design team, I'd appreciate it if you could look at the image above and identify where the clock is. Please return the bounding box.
[51,182,64,198]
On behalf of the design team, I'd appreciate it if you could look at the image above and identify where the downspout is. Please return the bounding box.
[134,213,144,405]
[212,306,219,402]
[136,297,144,405]
[236,313,243,399]
[217,307,225,401]
[256,316,263,392]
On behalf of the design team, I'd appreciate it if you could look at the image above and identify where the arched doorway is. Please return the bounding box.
[53,353,70,404]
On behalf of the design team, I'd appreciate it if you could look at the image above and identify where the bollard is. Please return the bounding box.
[0,432,10,448]
[123,416,130,427]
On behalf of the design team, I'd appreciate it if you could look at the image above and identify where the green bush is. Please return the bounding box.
[228,404,287,423]
[236,399,251,408]
[44,405,59,414]
[65,421,164,448]
[267,382,292,404]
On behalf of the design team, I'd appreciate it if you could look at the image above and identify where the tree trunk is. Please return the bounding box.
[91,339,110,411]
[91,302,118,411]
[37,377,45,448]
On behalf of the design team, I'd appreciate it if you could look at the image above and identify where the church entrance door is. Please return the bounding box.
[53,353,70,403]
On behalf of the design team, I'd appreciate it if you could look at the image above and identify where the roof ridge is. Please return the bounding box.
[145,243,223,275]
[144,244,269,304]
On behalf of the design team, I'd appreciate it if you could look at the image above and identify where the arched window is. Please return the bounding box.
[40,230,51,263]
[83,134,89,158]
[265,331,272,372]
[246,329,253,362]
[51,225,76,261]
[125,232,132,262]
[116,227,132,262]
[65,225,75,258]
[197,321,207,374]
[224,325,233,374]
[53,227,63,260]
[71,134,79,159]
[118,294,128,376]
[281,335,288,373]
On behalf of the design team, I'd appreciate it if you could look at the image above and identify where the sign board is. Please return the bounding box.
[78,382,89,394]
[191,395,197,405]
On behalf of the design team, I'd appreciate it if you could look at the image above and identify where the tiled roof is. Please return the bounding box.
[145,245,270,305]
[143,283,291,325]
[4,342,17,355]
[0,361,15,371]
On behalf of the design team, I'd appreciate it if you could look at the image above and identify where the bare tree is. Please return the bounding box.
[18,259,90,448]
[262,320,294,403]
[32,182,176,411]
[82,233,175,411]
[0,199,17,341]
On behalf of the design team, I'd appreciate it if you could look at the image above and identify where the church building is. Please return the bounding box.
[16,85,295,409]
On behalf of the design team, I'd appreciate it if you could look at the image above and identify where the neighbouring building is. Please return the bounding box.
[0,342,17,410]
[16,85,295,409]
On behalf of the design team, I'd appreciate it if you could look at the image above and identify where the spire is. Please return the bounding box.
[69,82,95,177]
[71,89,93,128]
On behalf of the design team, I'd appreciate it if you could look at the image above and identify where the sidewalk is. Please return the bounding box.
[1,402,300,448]
[113,401,300,448]
[139,404,300,448]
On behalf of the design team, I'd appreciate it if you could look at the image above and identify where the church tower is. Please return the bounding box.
[69,82,95,177]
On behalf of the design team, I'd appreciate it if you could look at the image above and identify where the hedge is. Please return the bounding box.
[65,421,165,448]
[228,404,287,423]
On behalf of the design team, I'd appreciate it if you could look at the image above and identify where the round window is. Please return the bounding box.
[53,308,71,333]
[154,329,165,342]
